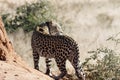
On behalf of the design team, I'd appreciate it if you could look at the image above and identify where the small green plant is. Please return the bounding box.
[83,48,120,80]
[107,32,120,45]
[83,33,120,80]
[2,0,56,32]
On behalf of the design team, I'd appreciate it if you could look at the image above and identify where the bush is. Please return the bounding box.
[2,0,56,32]
[83,33,120,80]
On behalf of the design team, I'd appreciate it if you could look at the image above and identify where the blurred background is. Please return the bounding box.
[0,0,120,79]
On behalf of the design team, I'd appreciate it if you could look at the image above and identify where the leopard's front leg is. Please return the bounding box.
[33,50,39,70]
[45,58,51,75]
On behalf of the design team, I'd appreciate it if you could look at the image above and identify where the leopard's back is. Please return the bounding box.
[31,31,79,58]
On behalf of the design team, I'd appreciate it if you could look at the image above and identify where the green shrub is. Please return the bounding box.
[2,0,56,32]
[83,33,120,80]
[83,48,120,80]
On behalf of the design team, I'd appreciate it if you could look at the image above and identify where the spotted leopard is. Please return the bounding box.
[31,22,85,80]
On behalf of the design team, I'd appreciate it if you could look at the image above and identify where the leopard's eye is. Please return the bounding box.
[39,28,44,32]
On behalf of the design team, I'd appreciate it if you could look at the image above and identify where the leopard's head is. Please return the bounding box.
[36,23,49,34]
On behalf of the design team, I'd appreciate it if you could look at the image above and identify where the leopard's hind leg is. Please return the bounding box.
[69,54,85,80]
[51,57,67,80]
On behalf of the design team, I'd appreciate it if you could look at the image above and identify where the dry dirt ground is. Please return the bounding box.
[0,61,78,80]
[0,61,53,80]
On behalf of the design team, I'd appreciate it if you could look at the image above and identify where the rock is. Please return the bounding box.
[0,16,53,80]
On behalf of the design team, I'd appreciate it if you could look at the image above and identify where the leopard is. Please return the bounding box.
[31,21,85,80]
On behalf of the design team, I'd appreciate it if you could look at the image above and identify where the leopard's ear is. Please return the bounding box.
[46,21,52,27]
